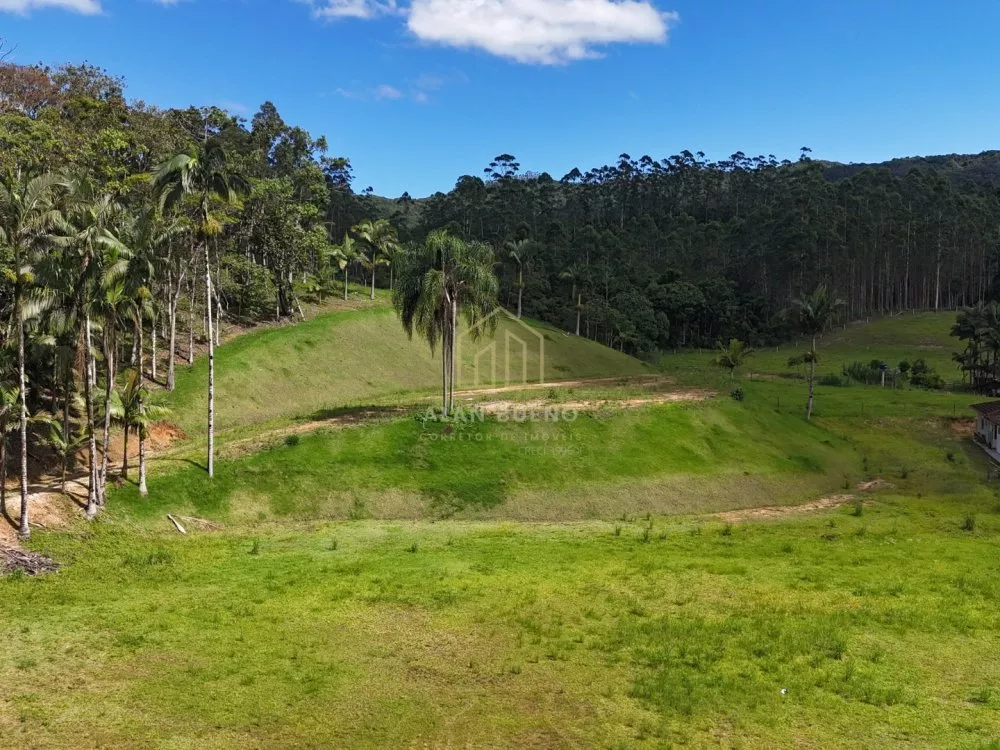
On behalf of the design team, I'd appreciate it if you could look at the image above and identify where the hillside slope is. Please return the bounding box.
[160,298,649,435]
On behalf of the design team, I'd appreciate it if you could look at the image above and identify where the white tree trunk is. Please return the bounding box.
[205,243,215,479]
[17,311,29,538]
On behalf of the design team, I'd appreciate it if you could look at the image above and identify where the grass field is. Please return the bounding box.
[4,308,1000,748]
[658,311,962,385]
[160,294,648,436]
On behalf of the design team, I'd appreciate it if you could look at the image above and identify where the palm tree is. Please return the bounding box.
[155,138,246,479]
[505,238,531,320]
[337,233,359,301]
[0,170,62,537]
[353,219,399,301]
[789,285,845,421]
[37,419,85,496]
[113,368,166,496]
[712,338,754,383]
[560,264,587,336]
[51,177,131,515]
[392,230,498,416]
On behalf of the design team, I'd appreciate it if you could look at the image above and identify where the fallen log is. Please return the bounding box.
[166,514,187,535]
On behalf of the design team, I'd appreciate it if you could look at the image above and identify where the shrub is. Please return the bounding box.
[819,373,846,387]
[730,387,745,402]
[285,434,300,447]
[910,359,945,389]
[962,515,976,532]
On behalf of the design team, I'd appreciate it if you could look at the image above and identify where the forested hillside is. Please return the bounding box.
[381,149,1000,355]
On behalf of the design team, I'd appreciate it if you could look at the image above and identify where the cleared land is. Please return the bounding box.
[2,309,999,748]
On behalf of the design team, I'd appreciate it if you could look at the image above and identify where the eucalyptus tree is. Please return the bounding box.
[155,138,246,478]
[789,285,845,421]
[392,230,498,415]
[0,170,62,537]
[353,218,399,301]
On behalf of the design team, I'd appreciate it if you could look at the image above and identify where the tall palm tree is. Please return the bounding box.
[0,170,62,537]
[392,230,498,416]
[338,233,359,301]
[789,285,845,421]
[155,138,246,479]
[505,238,531,320]
[353,219,399,301]
[113,368,166,496]
[712,338,754,383]
[50,178,130,515]
[560,264,587,337]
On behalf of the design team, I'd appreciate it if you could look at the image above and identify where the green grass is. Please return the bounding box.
[659,311,963,384]
[161,297,648,436]
[4,308,999,748]
[121,396,859,524]
[4,482,1000,747]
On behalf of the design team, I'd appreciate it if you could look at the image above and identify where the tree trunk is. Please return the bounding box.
[139,430,148,497]
[151,311,158,382]
[187,274,195,366]
[17,310,29,538]
[1,438,7,521]
[370,264,376,301]
[99,331,115,504]
[344,270,349,301]
[205,242,215,479]
[517,268,524,320]
[122,428,129,480]
[575,294,582,337]
[84,315,99,519]
[167,283,179,390]
[449,297,458,413]
[806,336,816,422]
[136,317,144,384]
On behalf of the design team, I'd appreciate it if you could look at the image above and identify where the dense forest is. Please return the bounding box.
[392,150,1000,354]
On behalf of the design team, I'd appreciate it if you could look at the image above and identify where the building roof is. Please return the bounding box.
[971,402,1000,419]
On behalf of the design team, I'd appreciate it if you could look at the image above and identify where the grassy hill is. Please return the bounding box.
[160,294,649,436]
[5,309,1000,748]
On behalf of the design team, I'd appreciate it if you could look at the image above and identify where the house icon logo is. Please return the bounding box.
[456,309,546,388]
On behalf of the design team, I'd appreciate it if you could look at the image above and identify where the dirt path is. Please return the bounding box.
[715,494,857,523]
[450,374,670,398]
[713,479,894,524]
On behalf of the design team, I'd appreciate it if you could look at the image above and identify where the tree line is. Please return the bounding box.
[393,148,1000,356]
[0,61,387,537]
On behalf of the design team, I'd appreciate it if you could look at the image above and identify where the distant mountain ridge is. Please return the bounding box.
[817,150,1000,186]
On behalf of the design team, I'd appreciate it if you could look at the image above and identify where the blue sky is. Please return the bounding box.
[2,0,998,196]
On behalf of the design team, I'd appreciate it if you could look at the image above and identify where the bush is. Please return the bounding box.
[819,373,846,387]
[730,387,745,402]
[910,359,944,389]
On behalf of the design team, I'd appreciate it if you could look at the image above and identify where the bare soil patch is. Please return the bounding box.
[474,390,715,414]
[715,494,857,524]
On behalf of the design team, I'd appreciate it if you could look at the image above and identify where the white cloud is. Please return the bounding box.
[0,0,101,13]
[407,0,676,64]
[307,0,398,19]
[373,83,402,100]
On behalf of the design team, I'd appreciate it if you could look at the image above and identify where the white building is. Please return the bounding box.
[972,402,1000,460]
